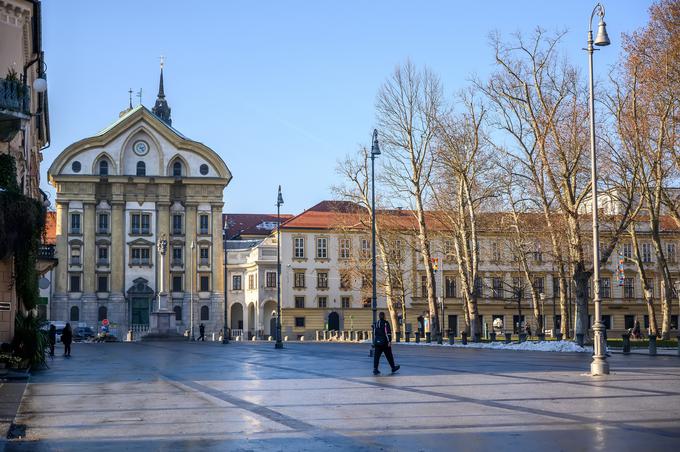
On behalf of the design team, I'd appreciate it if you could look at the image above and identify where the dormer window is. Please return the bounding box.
[136,161,146,176]
[99,160,109,176]
[173,161,182,177]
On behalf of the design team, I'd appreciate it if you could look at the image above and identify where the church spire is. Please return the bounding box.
[152,56,172,126]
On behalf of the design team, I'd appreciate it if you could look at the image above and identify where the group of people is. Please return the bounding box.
[47,322,72,358]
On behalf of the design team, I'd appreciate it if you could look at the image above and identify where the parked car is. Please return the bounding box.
[73,326,95,342]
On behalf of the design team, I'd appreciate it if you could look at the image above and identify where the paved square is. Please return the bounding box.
[4,342,680,451]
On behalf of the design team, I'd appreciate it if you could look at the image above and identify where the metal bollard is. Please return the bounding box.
[649,335,657,356]
[415,332,420,343]
[677,335,680,357]
[405,331,411,343]
[489,332,496,342]
[519,333,527,343]
[473,333,481,343]
[461,331,468,345]
[448,334,454,345]
[396,332,401,343]
[426,332,432,343]
[505,332,512,344]
[555,333,563,341]
[622,333,631,354]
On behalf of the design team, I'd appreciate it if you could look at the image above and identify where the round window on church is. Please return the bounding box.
[199,164,209,176]
[71,161,81,173]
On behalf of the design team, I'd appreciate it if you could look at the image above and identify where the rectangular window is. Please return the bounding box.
[421,274,428,297]
[642,243,652,263]
[131,213,140,234]
[97,246,108,265]
[533,277,544,296]
[70,246,81,266]
[553,276,560,297]
[70,213,81,234]
[69,274,81,292]
[96,275,108,293]
[341,296,350,309]
[316,237,328,259]
[624,277,634,298]
[445,276,456,298]
[131,247,150,265]
[644,278,655,297]
[602,315,611,330]
[172,247,183,266]
[294,237,305,258]
[360,238,370,258]
[200,275,210,292]
[667,243,676,263]
[172,275,183,292]
[474,277,483,297]
[199,214,209,234]
[392,239,403,260]
[97,213,109,234]
[492,277,503,299]
[295,297,305,308]
[317,296,326,308]
[266,271,277,288]
[491,242,501,262]
[294,317,305,328]
[248,274,256,290]
[317,272,328,289]
[533,249,543,263]
[512,277,522,299]
[339,238,351,259]
[294,272,305,288]
[340,271,351,289]
[199,247,210,266]
[172,214,183,235]
[623,243,633,259]
[141,214,150,234]
[232,275,242,291]
[599,277,611,299]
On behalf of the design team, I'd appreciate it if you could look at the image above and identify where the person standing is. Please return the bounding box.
[62,323,73,357]
[198,323,205,342]
[48,324,56,358]
[373,311,400,375]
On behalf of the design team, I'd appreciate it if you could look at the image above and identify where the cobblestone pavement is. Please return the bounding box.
[3,341,680,451]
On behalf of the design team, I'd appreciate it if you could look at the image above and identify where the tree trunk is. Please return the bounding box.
[559,276,569,338]
[573,263,591,339]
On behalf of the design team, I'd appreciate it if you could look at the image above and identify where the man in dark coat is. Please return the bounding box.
[48,324,56,357]
[61,323,73,357]
[373,311,400,375]
[199,323,205,341]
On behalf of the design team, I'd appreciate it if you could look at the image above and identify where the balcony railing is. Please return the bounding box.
[97,258,110,266]
[131,258,151,266]
[199,258,210,266]
[171,259,184,267]
[38,244,56,259]
[0,78,30,115]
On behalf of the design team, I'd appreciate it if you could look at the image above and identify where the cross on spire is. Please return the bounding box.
[152,56,172,125]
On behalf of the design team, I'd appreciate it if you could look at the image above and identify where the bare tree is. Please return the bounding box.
[377,61,443,339]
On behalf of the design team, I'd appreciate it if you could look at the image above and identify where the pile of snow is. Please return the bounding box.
[397,340,590,353]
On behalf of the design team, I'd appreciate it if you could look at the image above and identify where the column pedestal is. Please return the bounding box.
[144,292,183,341]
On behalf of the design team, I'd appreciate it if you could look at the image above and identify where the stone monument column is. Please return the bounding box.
[145,233,181,340]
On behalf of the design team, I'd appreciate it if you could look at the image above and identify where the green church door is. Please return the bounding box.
[131,297,149,325]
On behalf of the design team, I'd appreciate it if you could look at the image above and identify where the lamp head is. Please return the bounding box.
[371,129,381,156]
[277,185,284,206]
[594,18,611,46]
[33,77,47,93]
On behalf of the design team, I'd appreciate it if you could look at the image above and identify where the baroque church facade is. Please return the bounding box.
[47,69,231,335]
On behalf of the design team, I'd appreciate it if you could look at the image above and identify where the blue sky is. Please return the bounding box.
[40,0,652,215]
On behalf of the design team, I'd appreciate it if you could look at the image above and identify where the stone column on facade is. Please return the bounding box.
[110,202,125,295]
[157,202,170,295]
[82,202,97,325]
[184,204,197,333]
[53,201,69,295]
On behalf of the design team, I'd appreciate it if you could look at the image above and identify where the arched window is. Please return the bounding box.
[98,159,109,176]
[136,161,146,176]
[98,306,107,322]
[173,305,182,321]
[200,305,209,321]
[172,161,182,177]
[70,306,80,321]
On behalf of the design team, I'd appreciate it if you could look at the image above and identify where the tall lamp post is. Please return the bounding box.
[586,2,611,376]
[222,229,229,344]
[275,186,284,349]
[190,240,195,341]
[370,129,381,357]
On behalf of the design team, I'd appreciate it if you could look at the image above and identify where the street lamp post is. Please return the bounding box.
[370,129,381,357]
[275,186,284,349]
[190,240,195,341]
[222,230,229,344]
[539,292,545,335]
[586,2,611,376]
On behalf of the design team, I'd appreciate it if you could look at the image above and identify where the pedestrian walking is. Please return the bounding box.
[198,323,205,342]
[48,324,56,358]
[632,319,642,339]
[62,323,73,357]
[373,311,400,376]
[525,322,532,338]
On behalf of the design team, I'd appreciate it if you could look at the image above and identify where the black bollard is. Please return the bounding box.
[415,332,420,343]
[555,333,563,341]
[537,333,545,341]
[649,335,657,356]
[519,333,527,343]
[396,332,401,343]
[505,332,512,344]
[426,332,432,343]
[448,334,454,345]
[677,335,680,357]
[473,333,481,343]
[622,333,631,354]
[461,331,468,345]
[490,332,496,342]
[405,331,411,343]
